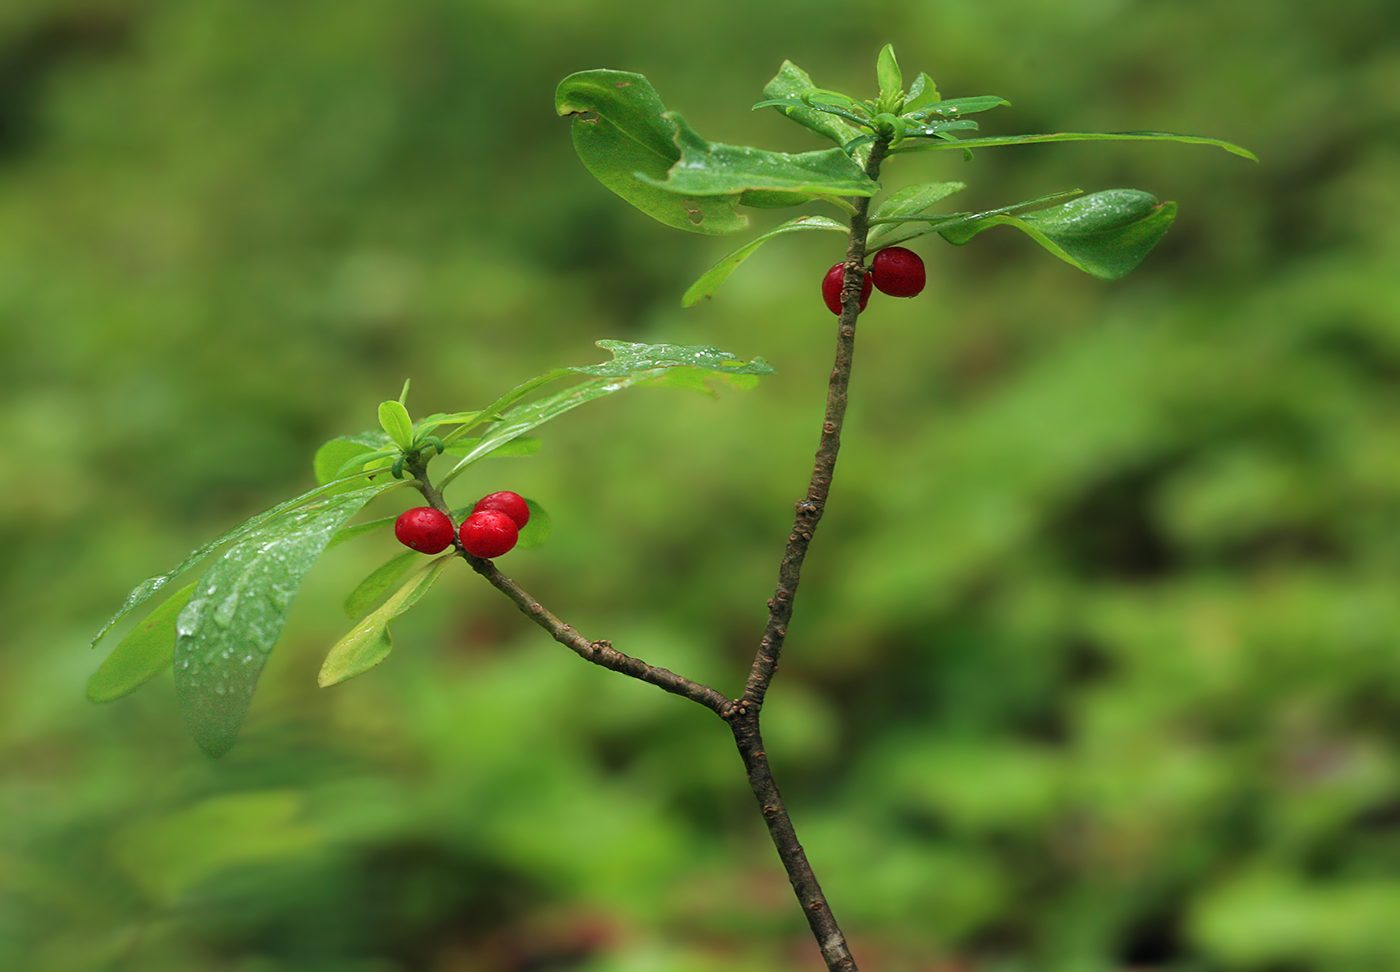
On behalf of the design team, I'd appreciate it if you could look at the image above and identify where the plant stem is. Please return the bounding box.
[420,137,890,972]
[726,137,889,972]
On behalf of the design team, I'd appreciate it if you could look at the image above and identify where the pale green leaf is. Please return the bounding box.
[682,215,847,307]
[319,555,452,688]
[87,584,195,702]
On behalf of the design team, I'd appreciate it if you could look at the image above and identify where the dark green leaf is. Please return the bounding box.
[343,550,419,619]
[319,555,452,688]
[638,112,877,208]
[896,129,1258,160]
[174,484,391,757]
[556,70,748,235]
[682,214,847,307]
[87,584,195,703]
[939,188,1178,280]
[759,61,866,150]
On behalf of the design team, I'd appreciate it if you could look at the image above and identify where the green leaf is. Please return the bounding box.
[876,45,903,109]
[87,584,196,702]
[938,188,1178,280]
[319,555,452,688]
[313,436,384,488]
[438,341,774,490]
[174,484,391,757]
[756,61,868,153]
[556,70,748,235]
[896,129,1257,160]
[89,474,400,650]
[517,499,551,550]
[682,214,847,307]
[905,72,940,113]
[343,549,419,619]
[327,513,396,549]
[638,112,878,209]
[443,435,542,458]
[377,400,414,449]
[866,182,967,250]
[904,95,1011,121]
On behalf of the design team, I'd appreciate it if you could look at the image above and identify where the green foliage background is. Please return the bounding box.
[3,0,1398,969]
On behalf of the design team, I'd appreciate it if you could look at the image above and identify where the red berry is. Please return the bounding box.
[821,263,872,316]
[394,507,455,554]
[472,490,530,529]
[871,246,926,298]
[459,509,519,559]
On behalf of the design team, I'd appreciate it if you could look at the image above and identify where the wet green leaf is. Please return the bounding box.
[904,95,1011,121]
[758,61,866,150]
[174,484,392,757]
[939,189,1178,280]
[87,584,196,702]
[682,215,847,307]
[638,112,877,207]
[319,555,452,688]
[343,549,419,619]
[89,475,399,650]
[439,342,773,489]
[555,70,748,235]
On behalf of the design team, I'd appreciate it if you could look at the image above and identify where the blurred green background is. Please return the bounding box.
[3,0,1399,969]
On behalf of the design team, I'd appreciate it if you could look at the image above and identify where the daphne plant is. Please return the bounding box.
[90,45,1251,972]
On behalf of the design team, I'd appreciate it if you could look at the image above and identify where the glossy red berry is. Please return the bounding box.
[821,263,872,315]
[472,490,530,529]
[871,246,926,297]
[459,509,519,559]
[394,507,455,554]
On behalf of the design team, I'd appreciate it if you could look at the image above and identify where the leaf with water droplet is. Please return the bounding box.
[174,485,387,757]
[89,475,401,651]
[937,188,1178,280]
[438,342,774,489]
[320,555,452,688]
[87,583,196,703]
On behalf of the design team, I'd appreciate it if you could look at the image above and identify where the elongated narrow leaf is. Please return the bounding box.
[319,555,452,688]
[87,584,196,702]
[556,70,748,235]
[443,436,542,458]
[759,61,866,150]
[438,341,774,489]
[896,129,1257,160]
[639,113,878,209]
[905,95,1011,121]
[343,550,419,619]
[90,474,397,650]
[939,189,1177,280]
[866,182,967,250]
[175,484,391,757]
[682,214,847,307]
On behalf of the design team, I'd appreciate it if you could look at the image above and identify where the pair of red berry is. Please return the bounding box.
[821,246,926,315]
[394,490,530,559]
